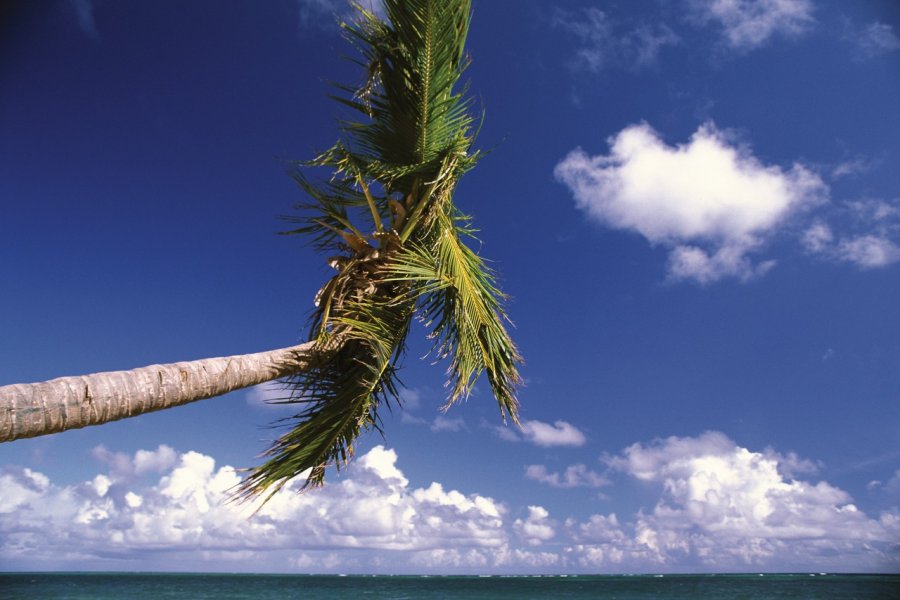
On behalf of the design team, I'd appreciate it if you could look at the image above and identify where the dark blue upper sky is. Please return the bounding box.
[1,0,898,574]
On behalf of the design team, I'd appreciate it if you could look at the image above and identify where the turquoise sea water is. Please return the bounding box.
[0,573,897,599]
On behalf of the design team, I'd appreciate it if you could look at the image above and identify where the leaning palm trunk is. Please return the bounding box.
[0,343,315,443]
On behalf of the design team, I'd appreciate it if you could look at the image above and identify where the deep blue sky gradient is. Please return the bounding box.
[1,0,899,573]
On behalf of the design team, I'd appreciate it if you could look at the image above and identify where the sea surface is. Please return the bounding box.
[0,572,897,599]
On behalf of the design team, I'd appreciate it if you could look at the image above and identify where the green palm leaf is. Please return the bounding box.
[237,0,520,502]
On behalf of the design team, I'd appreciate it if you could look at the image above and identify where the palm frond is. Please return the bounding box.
[238,0,521,502]
[238,291,414,501]
[389,207,522,422]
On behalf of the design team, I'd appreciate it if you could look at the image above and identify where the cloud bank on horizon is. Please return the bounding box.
[2,435,897,573]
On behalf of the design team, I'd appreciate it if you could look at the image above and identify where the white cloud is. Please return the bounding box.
[400,412,428,426]
[867,470,900,496]
[0,445,510,572]
[1,435,896,573]
[431,415,467,433]
[0,468,49,513]
[555,121,826,283]
[297,0,343,28]
[580,431,900,570]
[553,8,679,72]
[394,388,467,432]
[885,470,900,495]
[832,156,879,179]
[91,444,177,479]
[802,199,900,269]
[835,235,900,269]
[525,464,609,489]
[513,506,556,546]
[687,0,815,51]
[398,387,423,411]
[516,420,587,447]
[490,423,521,443]
[133,445,178,474]
[847,199,900,223]
[848,21,900,60]
[802,220,834,254]
[246,382,292,406]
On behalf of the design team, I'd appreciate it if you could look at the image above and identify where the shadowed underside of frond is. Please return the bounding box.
[237,0,521,503]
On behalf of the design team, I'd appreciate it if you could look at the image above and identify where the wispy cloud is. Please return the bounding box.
[802,199,900,269]
[686,0,815,51]
[845,20,900,61]
[245,382,293,407]
[297,0,384,32]
[555,121,826,284]
[394,388,468,432]
[832,155,880,179]
[835,235,900,269]
[67,0,99,40]
[525,464,609,489]
[496,419,587,447]
[431,415,467,433]
[553,7,679,72]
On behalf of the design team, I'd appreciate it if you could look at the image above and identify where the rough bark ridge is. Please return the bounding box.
[0,343,315,442]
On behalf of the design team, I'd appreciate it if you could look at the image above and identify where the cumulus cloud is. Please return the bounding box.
[553,8,679,72]
[580,431,900,570]
[687,0,815,51]
[0,445,510,573]
[555,121,826,283]
[2,435,896,573]
[0,468,49,513]
[497,419,587,447]
[525,464,609,489]
[513,506,556,546]
[92,444,177,479]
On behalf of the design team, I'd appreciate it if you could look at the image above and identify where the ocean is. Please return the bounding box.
[0,573,897,599]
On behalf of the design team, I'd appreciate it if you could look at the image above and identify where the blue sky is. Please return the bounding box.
[1,0,899,574]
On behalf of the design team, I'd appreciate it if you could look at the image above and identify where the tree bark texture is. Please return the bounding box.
[0,343,316,443]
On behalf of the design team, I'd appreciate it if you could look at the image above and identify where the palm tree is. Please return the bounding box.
[0,0,521,502]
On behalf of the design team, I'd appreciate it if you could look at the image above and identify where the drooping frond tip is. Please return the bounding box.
[238,0,521,504]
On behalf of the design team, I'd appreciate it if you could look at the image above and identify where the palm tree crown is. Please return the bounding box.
[238,0,522,501]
